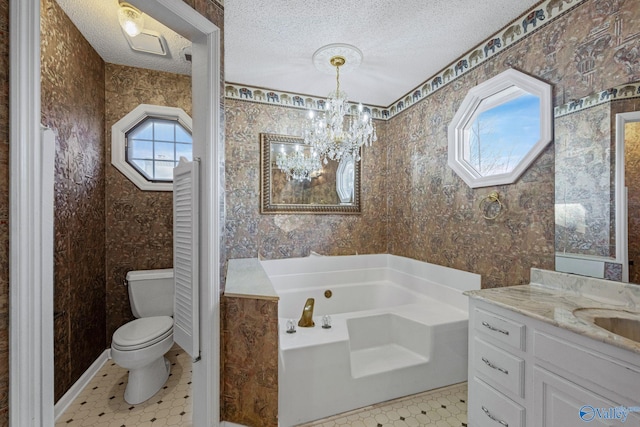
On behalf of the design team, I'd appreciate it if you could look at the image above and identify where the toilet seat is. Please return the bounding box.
[112,316,173,351]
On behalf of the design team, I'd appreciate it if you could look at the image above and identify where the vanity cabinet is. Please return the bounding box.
[468,300,640,426]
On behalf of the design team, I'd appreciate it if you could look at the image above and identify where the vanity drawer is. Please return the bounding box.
[474,337,525,398]
[474,308,526,350]
[469,377,525,427]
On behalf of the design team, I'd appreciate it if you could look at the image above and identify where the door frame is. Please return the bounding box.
[615,111,640,283]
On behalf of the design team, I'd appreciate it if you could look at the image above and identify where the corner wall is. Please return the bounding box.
[104,64,191,341]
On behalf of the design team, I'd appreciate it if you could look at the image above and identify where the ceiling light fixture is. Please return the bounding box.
[304,44,377,165]
[118,1,145,37]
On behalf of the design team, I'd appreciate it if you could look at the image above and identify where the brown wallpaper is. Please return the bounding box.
[41,0,107,401]
[104,64,191,341]
[225,100,388,260]
[221,297,278,427]
[0,0,8,421]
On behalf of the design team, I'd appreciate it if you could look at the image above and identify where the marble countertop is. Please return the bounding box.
[225,258,279,301]
[465,268,640,355]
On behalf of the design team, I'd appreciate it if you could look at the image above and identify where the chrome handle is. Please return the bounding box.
[482,357,509,375]
[482,406,509,427]
[482,321,509,335]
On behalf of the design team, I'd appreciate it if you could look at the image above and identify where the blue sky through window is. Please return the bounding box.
[467,93,540,175]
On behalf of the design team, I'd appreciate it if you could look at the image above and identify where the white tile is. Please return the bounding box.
[304,383,468,427]
[55,345,192,427]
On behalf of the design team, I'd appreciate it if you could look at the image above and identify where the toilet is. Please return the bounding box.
[111,268,174,404]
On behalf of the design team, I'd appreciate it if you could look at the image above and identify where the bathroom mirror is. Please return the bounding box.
[260,133,361,214]
[448,68,553,188]
[554,81,640,282]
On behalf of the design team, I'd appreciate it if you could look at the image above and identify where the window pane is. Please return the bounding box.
[155,142,175,161]
[154,161,175,181]
[129,119,153,140]
[154,120,175,142]
[466,93,540,175]
[176,143,192,161]
[130,159,154,180]
[129,139,153,159]
[175,126,192,143]
[123,114,192,183]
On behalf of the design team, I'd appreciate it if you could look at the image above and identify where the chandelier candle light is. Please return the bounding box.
[304,44,377,164]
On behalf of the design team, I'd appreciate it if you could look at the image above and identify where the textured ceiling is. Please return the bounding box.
[224,0,542,106]
[55,0,192,76]
[56,0,541,107]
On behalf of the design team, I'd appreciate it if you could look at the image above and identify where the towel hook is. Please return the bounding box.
[479,191,503,220]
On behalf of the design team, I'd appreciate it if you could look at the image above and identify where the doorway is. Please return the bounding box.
[9,0,221,425]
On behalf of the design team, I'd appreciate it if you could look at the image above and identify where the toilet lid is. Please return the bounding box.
[112,316,173,350]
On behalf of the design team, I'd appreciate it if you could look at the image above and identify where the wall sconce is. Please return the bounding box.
[118,2,144,37]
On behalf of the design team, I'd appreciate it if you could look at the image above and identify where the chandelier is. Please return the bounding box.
[275,146,322,182]
[304,44,377,165]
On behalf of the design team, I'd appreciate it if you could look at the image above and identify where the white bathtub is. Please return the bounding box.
[259,254,481,426]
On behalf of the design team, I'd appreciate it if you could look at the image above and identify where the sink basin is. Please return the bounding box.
[572,308,640,343]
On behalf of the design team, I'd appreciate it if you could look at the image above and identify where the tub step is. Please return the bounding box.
[350,343,428,379]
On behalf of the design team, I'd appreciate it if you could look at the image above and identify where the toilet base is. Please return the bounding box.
[124,356,171,404]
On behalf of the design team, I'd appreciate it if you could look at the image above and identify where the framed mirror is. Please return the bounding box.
[554,81,640,282]
[448,68,553,188]
[260,133,361,214]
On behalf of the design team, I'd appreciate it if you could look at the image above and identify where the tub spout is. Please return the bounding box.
[298,298,315,327]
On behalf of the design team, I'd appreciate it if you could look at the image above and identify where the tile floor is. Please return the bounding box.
[55,345,192,427]
[57,346,467,427]
[299,383,468,427]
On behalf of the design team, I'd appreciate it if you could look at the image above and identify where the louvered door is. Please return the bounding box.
[173,157,200,360]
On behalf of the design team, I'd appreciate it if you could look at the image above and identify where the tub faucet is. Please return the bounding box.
[298,298,315,327]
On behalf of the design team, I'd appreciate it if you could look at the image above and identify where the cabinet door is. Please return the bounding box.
[534,367,640,426]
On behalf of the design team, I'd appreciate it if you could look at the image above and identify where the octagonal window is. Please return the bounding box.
[448,69,552,188]
[112,104,192,191]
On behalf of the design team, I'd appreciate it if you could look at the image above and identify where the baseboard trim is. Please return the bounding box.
[54,349,111,421]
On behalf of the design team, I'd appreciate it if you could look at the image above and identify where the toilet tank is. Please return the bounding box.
[126,268,174,318]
